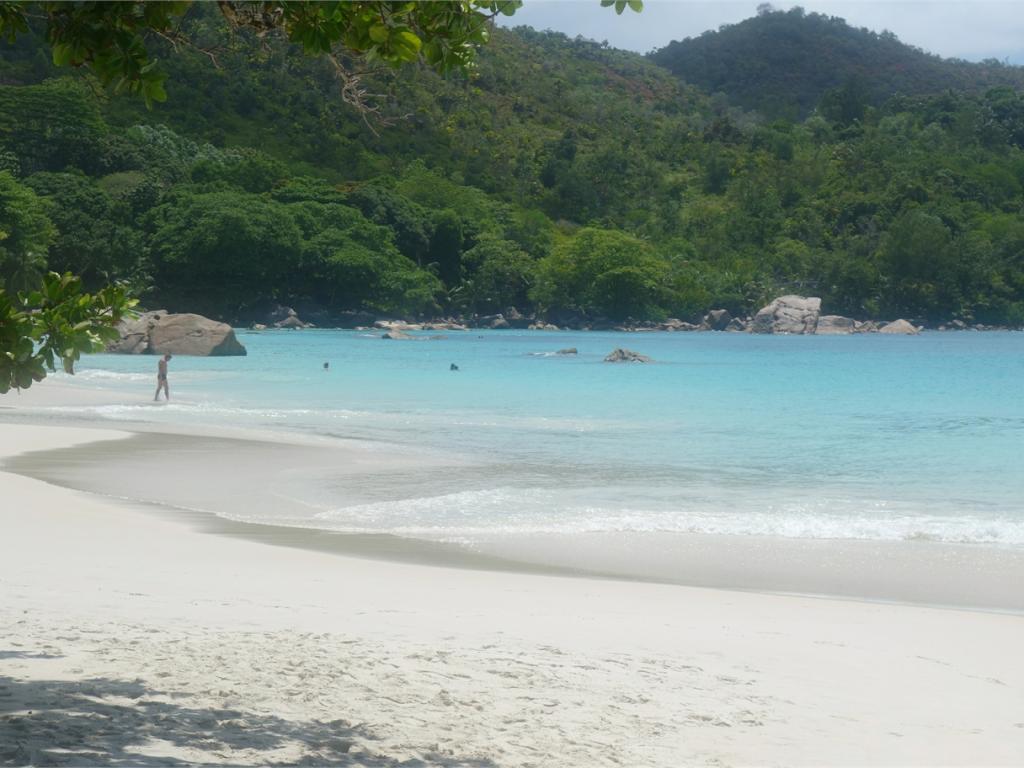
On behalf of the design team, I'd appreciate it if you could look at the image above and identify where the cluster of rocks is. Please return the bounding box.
[604,348,652,363]
[249,304,318,330]
[475,307,535,329]
[745,295,922,335]
[657,310,745,333]
[373,319,463,340]
[935,319,1008,331]
[653,295,917,336]
[244,301,383,330]
[235,298,1010,336]
[372,319,467,334]
[107,311,247,356]
[458,302,910,334]
[104,292,997,361]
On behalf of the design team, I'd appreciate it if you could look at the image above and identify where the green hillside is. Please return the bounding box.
[650,6,1024,120]
[2,7,1024,326]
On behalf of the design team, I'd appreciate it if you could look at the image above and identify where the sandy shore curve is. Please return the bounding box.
[2,419,1024,766]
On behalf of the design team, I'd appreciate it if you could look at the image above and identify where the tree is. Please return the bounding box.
[294,200,442,314]
[532,228,671,320]
[0,0,649,393]
[878,209,958,320]
[590,265,664,320]
[0,79,107,174]
[23,171,147,290]
[427,208,466,288]
[0,272,134,393]
[191,150,290,194]
[0,1,642,115]
[460,235,534,313]
[0,171,53,292]
[345,183,433,265]
[148,190,304,317]
[819,75,870,126]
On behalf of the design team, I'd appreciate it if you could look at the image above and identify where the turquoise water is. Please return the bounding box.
[37,329,1024,547]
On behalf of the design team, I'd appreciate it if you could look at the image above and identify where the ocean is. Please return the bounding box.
[26,328,1024,550]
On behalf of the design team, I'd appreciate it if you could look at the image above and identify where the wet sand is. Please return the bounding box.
[7,425,1024,612]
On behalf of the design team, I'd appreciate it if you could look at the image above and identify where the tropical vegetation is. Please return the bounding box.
[2,2,1024,363]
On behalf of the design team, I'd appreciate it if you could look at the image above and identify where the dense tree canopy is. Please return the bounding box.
[0,1,648,390]
[0,0,527,107]
[0,170,52,292]
[2,5,1024,354]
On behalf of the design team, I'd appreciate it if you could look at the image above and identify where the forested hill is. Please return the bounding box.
[2,9,1024,327]
[649,6,1024,119]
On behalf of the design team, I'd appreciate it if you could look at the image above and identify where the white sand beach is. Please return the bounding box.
[2,413,1024,765]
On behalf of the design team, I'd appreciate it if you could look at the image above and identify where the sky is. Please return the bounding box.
[499,1,1024,64]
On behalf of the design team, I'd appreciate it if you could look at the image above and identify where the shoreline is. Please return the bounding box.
[233,304,1024,334]
[247,319,1024,334]
[3,420,1024,764]
[3,377,1024,614]
[4,414,1024,613]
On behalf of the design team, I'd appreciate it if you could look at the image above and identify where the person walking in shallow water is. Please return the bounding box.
[154,353,172,401]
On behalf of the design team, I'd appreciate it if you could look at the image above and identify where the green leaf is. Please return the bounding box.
[15,367,33,389]
[51,43,72,67]
[394,30,422,55]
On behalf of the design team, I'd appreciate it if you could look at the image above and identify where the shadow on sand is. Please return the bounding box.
[0,675,496,767]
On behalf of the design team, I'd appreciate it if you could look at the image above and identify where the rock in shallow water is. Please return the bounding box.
[604,348,652,363]
[148,313,247,356]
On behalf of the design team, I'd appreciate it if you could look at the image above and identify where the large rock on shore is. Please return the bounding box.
[879,319,920,335]
[604,348,652,363]
[815,315,855,335]
[106,311,164,354]
[751,295,821,334]
[704,308,733,331]
[148,313,247,355]
[108,311,247,356]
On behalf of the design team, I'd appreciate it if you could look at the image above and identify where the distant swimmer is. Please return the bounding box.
[323,361,330,371]
[450,363,459,371]
[154,353,172,401]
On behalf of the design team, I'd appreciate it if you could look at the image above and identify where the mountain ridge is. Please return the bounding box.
[649,6,1024,119]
